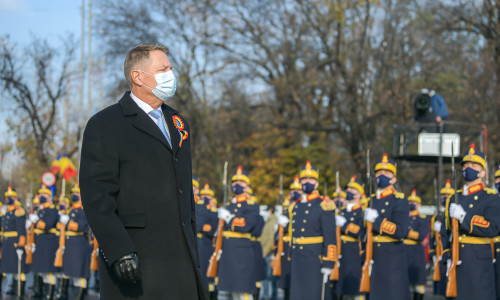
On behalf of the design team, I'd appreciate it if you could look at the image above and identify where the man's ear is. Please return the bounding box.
[391,176,397,185]
[130,70,143,86]
[479,169,486,179]
[314,181,319,189]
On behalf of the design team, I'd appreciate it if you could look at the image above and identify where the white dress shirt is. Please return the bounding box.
[130,92,171,139]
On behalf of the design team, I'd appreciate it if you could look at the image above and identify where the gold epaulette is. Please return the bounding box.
[320,200,336,211]
[210,207,217,213]
[395,192,405,199]
[247,198,256,205]
[485,187,497,194]
[15,207,25,217]
[420,215,427,219]
[196,200,204,205]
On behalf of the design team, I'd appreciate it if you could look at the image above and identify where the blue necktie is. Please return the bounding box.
[149,108,172,147]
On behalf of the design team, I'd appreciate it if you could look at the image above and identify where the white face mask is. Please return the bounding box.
[140,70,177,101]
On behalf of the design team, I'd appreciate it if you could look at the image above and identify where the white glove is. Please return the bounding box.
[432,255,437,265]
[59,214,70,225]
[364,208,379,223]
[335,215,347,227]
[16,249,24,260]
[446,259,451,277]
[29,214,39,223]
[217,208,233,223]
[369,259,374,276]
[434,221,442,232]
[450,203,466,223]
[25,220,32,230]
[216,249,222,261]
[321,268,332,283]
[277,215,289,227]
[32,243,36,253]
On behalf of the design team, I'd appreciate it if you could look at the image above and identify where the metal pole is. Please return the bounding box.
[77,0,85,177]
[86,0,92,120]
[437,122,443,207]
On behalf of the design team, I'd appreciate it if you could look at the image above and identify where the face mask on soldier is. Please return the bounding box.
[302,182,315,194]
[462,167,479,182]
[232,184,245,195]
[376,174,392,188]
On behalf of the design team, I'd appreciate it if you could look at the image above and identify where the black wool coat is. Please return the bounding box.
[80,92,207,300]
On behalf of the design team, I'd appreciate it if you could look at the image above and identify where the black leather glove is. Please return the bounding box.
[112,253,141,283]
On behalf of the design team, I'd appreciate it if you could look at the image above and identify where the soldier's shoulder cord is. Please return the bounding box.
[484,187,497,195]
[15,206,25,217]
[320,199,336,211]
[395,191,405,199]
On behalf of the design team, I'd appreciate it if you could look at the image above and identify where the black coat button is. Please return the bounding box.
[179,189,183,194]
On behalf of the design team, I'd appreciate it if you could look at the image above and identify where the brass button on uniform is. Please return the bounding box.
[381,209,386,213]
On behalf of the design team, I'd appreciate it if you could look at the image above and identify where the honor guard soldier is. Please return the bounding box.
[29,185,60,299]
[332,188,346,210]
[363,154,410,300]
[1,185,27,298]
[430,179,454,297]
[196,183,218,299]
[275,175,302,300]
[279,161,337,300]
[55,182,91,300]
[443,144,500,299]
[494,165,500,299]
[247,189,265,299]
[193,176,200,202]
[404,190,429,300]
[217,166,261,300]
[334,176,365,299]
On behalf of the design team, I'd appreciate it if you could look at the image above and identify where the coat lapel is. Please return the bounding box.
[162,105,180,155]
[119,92,173,152]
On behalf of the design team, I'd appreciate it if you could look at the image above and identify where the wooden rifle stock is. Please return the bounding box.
[432,231,442,281]
[272,225,285,276]
[446,218,459,297]
[25,223,35,264]
[330,225,341,280]
[359,222,373,292]
[90,237,99,271]
[54,224,66,267]
[207,219,225,278]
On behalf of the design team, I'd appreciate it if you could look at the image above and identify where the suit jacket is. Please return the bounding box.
[80,92,207,300]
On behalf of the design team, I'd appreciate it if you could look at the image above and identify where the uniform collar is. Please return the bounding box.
[377,187,395,199]
[347,203,362,212]
[72,202,82,209]
[7,205,16,212]
[463,182,484,196]
[235,194,249,203]
[302,190,320,202]
[410,210,419,217]
[42,202,51,209]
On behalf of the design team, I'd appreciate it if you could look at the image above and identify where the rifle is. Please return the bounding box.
[90,236,99,271]
[25,205,35,265]
[360,148,373,292]
[272,174,284,276]
[330,170,341,280]
[446,145,459,297]
[207,161,228,278]
[54,194,67,267]
[432,178,442,282]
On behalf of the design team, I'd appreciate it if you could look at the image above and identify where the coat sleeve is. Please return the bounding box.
[321,207,337,269]
[80,115,137,265]
[459,194,500,237]
[373,197,410,240]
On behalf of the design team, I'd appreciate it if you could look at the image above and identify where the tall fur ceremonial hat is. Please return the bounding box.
[4,185,17,197]
[407,189,421,204]
[200,183,215,197]
[440,179,455,195]
[461,144,486,169]
[71,182,80,193]
[299,161,319,180]
[347,175,365,195]
[192,175,200,189]
[374,153,397,175]
[232,165,251,184]
[289,175,301,190]
[38,184,52,196]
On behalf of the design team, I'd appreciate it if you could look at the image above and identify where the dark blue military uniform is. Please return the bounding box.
[289,191,336,300]
[335,203,364,296]
[32,203,59,273]
[195,196,218,290]
[405,210,429,286]
[429,213,448,296]
[443,182,500,300]
[251,214,266,287]
[368,187,410,300]
[277,199,292,291]
[218,194,261,294]
[0,204,27,273]
[63,202,92,278]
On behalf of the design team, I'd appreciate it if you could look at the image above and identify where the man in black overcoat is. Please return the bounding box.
[80,43,207,300]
